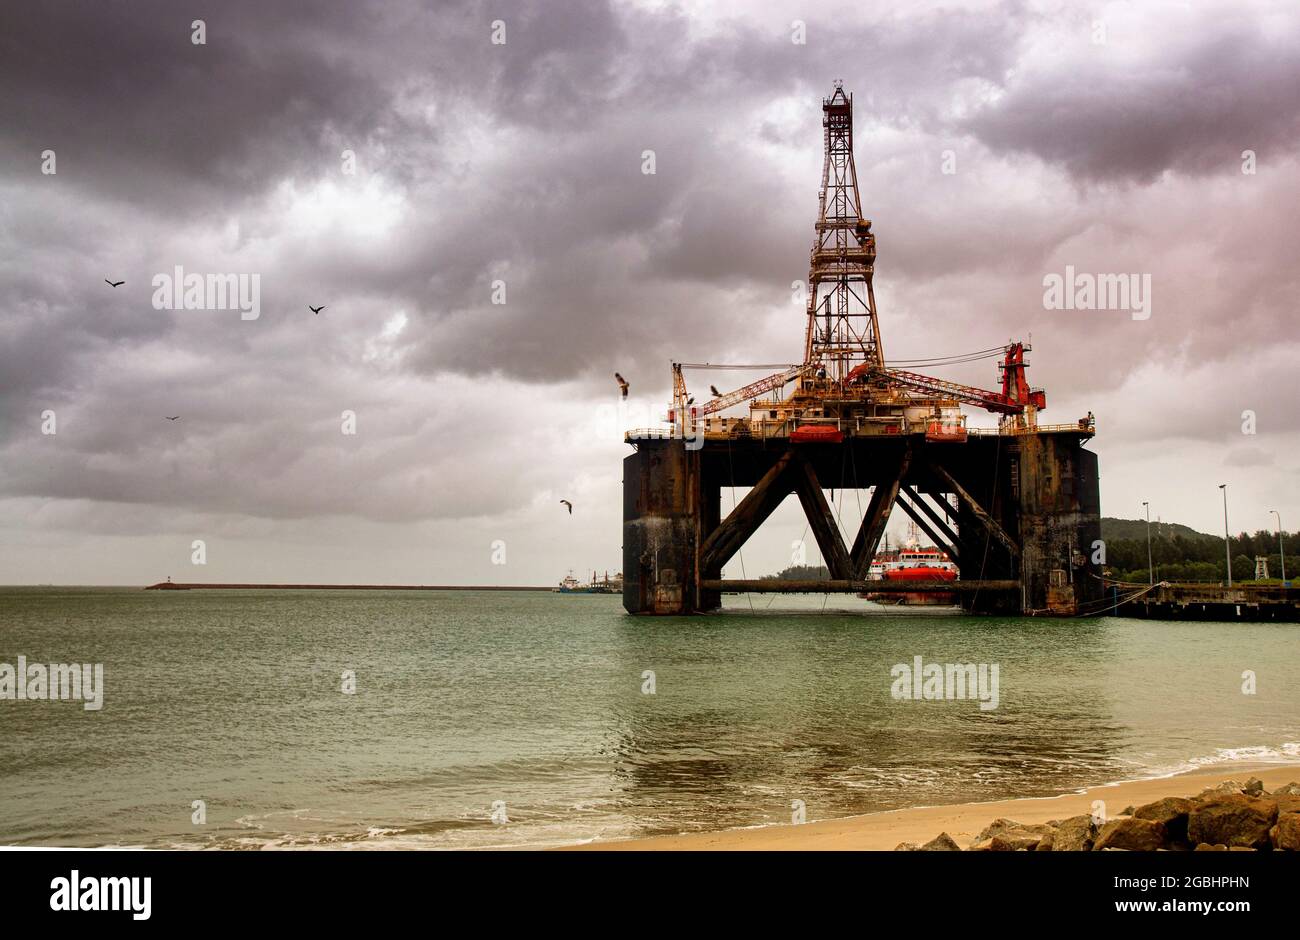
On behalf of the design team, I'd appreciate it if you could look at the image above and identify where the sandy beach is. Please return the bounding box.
[562,763,1300,851]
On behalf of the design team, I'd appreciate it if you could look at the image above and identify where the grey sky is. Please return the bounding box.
[2,0,1297,585]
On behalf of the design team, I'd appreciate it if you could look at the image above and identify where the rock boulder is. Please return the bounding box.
[1188,794,1278,850]
[918,831,962,851]
[1093,817,1168,852]
[975,818,1050,842]
[1134,796,1194,843]
[1052,815,1098,852]
[1270,812,1300,851]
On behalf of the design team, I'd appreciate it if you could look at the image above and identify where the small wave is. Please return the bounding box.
[1185,742,1300,766]
[1085,741,1300,791]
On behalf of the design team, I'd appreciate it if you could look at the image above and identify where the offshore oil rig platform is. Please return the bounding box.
[623,82,1102,616]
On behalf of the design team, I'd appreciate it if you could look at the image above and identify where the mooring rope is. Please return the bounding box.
[968,432,1002,611]
[725,433,756,613]
[823,441,853,611]
[1077,579,1166,617]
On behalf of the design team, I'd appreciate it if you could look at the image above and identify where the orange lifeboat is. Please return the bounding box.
[925,418,968,442]
[790,424,843,444]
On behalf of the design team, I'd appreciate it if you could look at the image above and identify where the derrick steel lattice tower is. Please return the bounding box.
[803,81,884,382]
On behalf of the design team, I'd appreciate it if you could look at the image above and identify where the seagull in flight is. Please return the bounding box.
[560,500,573,514]
[309,305,325,315]
[164,416,180,421]
[710,384,722,398]
[105,279,125,288]
[614,373,629,398]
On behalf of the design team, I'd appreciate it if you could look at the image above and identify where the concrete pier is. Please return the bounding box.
[1111,582,1300,622]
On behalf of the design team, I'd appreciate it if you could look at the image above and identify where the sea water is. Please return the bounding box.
[1,588,1296,848]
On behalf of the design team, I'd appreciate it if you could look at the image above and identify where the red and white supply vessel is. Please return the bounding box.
[868,524,958,605]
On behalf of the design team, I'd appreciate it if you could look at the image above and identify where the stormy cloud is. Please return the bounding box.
[1,0,1297,584]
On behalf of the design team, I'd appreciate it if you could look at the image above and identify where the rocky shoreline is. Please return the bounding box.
[897,777,1300,851]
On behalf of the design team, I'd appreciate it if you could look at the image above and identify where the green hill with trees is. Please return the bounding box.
[1099,517,1210,542]
[1100,516,1295,584]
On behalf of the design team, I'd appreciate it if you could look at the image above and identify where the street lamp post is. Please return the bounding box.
[1272,510,1286,585]
[1142,501,1153,586]
[1219,484,1232,587]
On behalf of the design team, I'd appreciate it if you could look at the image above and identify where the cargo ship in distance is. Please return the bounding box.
[554,571,624,594]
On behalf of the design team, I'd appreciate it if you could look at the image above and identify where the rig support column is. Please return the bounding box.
[1011,434,1104,615]
[623,439,698,615]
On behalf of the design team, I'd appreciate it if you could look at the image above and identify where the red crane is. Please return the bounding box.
[847,342,1046,416]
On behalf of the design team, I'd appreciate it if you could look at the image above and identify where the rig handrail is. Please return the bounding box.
[967,422,1096,437]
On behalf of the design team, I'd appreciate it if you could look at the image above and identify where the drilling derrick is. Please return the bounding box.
[623,83,1102,619]
[805,82,883,382]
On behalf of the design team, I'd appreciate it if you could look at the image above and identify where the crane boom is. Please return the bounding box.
[700,365,809,415]
[880,368,1025,415]
[843,343,1046,417]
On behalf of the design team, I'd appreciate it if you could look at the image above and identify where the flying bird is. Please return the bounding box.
[164,416,180,421]
[560,500,573,514]
[614,373,629,398]
[687,396,694,405]
[710,384,722,398]
[309,305,325,315]
[105,279,124,288]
